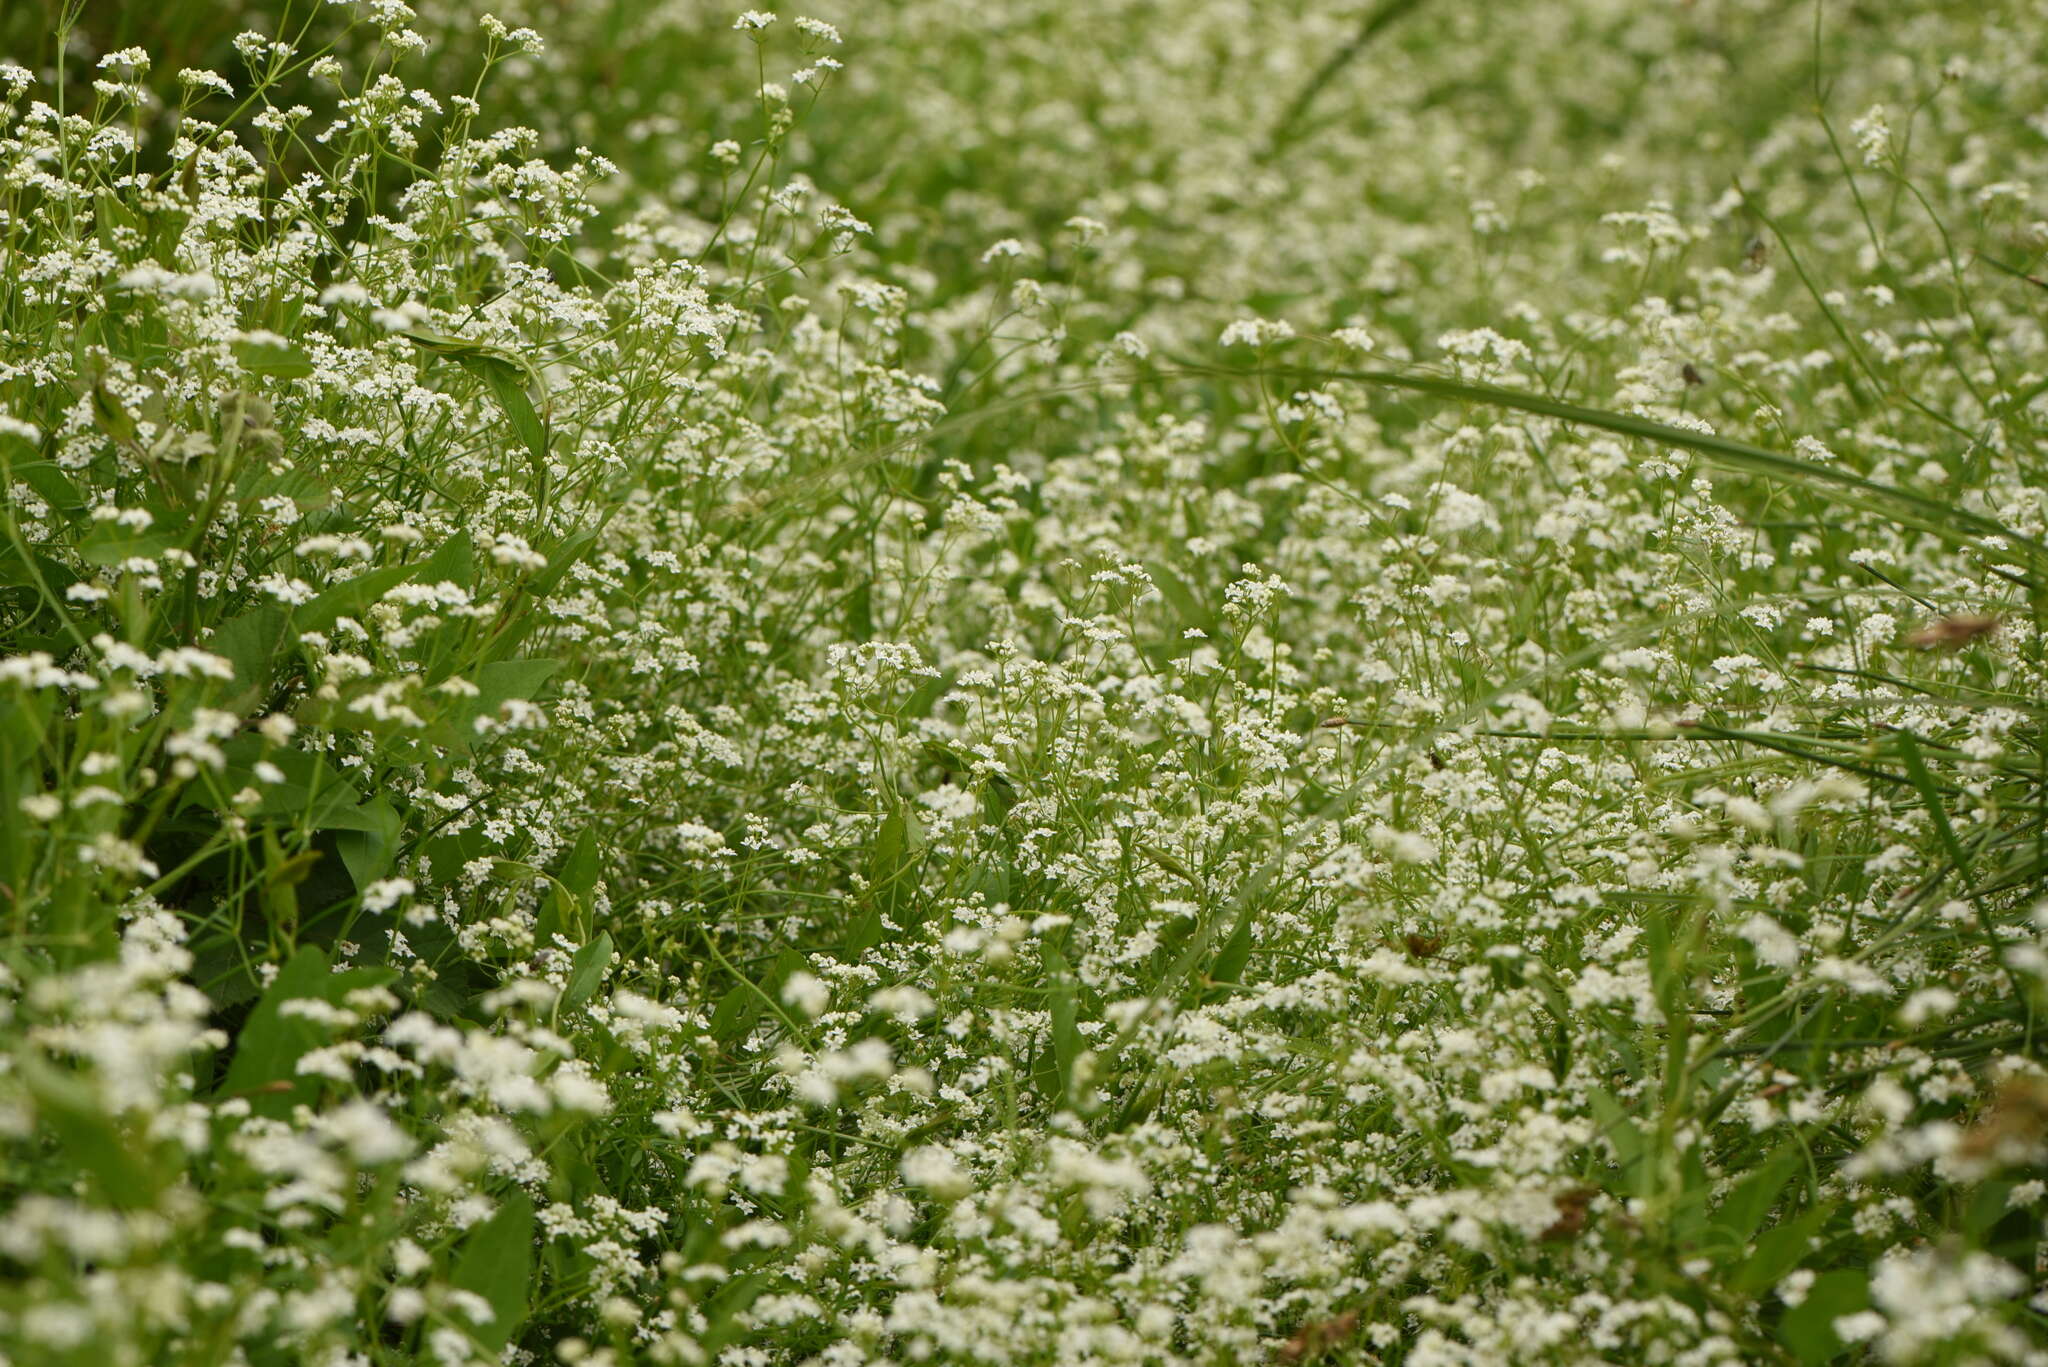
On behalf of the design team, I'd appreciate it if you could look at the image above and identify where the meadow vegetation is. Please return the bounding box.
[3,0,2048,1362]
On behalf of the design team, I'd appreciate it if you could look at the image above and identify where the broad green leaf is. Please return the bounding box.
[8,459,84,512]
[295,531,473,633]
[293,562,412,634]
[1203,902,1256,1002]
[473,657,562,711]
[233,334,315,379]
[334,797,402,891]
[1145,560,1215,634]
[451,1189,535,1352]
[1774,1269,1869,1365]
[1714,1147,1803,1246]
[441,658,563,753]
[560,829,601,898]
[708,980,759,1044]
[401,327,551,466]
[459,352,550,466]
[710,946,804,1044]
[209,741,370,829]
[77,523,181,567]
[846,808,923,957]
[1963,1179,2020,1240]
[560,931,614,1015]
[902,667,955,720]
[529,527,598,595]
[207,603,294,714]
[219,945,396,1118]
[1589,1088,1648,1191]
[539,829,601,943]
[0,696,49,892]
[20,1054,163,1207]
[1734,1201,1838,1294]
[1895,729,1976,884]
[220,946,332,1115]
[1042,942,1083,1109]
[89,378,138,445]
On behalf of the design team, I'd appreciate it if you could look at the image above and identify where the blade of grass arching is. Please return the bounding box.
[1678,721,1920,790]
[1262,0,1429,159]
[1885,171,2011,399]
[1736,179,1985,438]
[1733,181,1874,417]
[1166,359,2047,571]
[1894,730,1973,878]
[1977,254,2048,294]
[1894,729,2034,1015]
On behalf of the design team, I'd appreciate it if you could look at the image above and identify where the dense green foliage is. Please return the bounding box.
[3,1,2048,1363]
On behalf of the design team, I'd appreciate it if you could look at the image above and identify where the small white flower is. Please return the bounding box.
[362,878,416,914]
[1220,318,1296,347]
[781,971,830,1018]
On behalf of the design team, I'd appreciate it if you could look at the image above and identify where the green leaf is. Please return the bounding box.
[233,334,315,379]
[1774,1269,1870,1364]
[474,657,562,711]
[1145,560,1215,634]
[1041,942,1083,1109]
[1895,730,1973,879]
[1644,901,1680,1021]
[77,522,181,567]
[560,829,601,898]
[89,378,138,446]
[460,353,550,466]
[441,658,563,754]
[219,945,396,1118]
[1735,1201,1837,1294]
[9,459,84,512]
[1962,1179,2020,1239]
[334,797,402,891]
[560,931,614,1015]
[710,947,804,1044]
[207,603,294,714]
[540,829,601,943]
[708,981,759,1044]
[1714,1147,1803,1246]
[401,327,551,466]
[529,527,598,595]
[210,741,369,828]
[20,1054,163,1207]
[294,531,473,634]
[451,1189,535,1352]
[1589,1088,1648,1193]
[0,696,49,891]
[846,808,923,957]
[294,566,408,633]
[1203,903,1256,1002]
[902,667,955,720]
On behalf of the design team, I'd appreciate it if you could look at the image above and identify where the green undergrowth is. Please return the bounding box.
[2,1,2048,1364]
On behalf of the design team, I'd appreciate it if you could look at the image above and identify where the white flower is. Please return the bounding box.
[362,878,416,914]
[901,1145,972,1200]
[1851,104,1891,165]
[1220,318,1296,347]
[781,971,830,1018]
